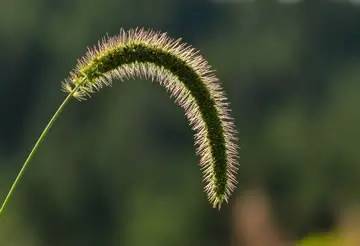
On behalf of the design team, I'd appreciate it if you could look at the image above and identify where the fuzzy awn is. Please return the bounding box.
[0,28,239,215]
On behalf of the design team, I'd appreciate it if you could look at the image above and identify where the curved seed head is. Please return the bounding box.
[62,28,239,209]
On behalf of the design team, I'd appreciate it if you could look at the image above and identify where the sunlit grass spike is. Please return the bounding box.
[0,28,239,216]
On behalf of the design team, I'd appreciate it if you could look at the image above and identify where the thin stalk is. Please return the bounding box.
[0,84,81,217]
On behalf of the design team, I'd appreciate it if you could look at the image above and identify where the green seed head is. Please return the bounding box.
[62,28,239,208]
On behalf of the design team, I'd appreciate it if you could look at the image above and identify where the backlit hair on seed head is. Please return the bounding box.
[62,28,239,208]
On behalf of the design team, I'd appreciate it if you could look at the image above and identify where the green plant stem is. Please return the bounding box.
[0,85,80,217]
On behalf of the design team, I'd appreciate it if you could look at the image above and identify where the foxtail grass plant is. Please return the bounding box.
[0,28,239,216]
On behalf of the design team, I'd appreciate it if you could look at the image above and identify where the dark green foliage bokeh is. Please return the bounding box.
[1,0,360,245]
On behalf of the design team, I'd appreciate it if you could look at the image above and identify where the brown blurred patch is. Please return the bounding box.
[231,188,291,246]
[338,205,360,245]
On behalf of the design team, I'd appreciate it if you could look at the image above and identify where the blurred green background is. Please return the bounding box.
[1,0,360,245]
